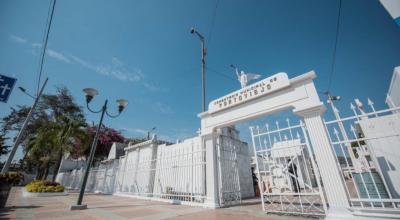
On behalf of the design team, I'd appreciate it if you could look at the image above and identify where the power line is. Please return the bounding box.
[206,66,236,82]
[36,0,57,95]
[327,0,342,93]
[207,0,220,50]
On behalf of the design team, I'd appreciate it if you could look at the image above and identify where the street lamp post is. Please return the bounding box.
[70,88,128,210]
[1,78,48,174]
[190,27,206,112]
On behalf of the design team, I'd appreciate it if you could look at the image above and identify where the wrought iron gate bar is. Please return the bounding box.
[323,99,400,210]
[250,120,327,216]
[324,106,400,125]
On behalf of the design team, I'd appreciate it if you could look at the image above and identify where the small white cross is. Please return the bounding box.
[0,83,11,96]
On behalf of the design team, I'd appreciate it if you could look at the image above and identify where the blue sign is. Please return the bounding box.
[0,74,17,103]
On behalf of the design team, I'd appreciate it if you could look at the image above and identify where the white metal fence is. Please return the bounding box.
[57,159,120,193]
[217,135,242,207]
[115,137,207,203]
[324,99,400,210]
[250,119,327,216]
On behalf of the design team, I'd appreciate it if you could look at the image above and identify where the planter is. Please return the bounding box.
[0,182,11,208]
[22,188,67,197]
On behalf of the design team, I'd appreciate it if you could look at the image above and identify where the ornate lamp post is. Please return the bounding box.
[70,88,128,210]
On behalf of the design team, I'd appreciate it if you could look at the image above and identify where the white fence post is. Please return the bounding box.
[202,132,220,208]
[295,105,352,219]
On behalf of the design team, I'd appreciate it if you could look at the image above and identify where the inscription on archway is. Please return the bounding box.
[209,72,290,114]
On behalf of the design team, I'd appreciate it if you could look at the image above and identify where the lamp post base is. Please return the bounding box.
[70,204,87,210]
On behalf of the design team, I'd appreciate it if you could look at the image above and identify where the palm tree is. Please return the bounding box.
[25,125,58,180]
[51,116,89,181]
[24,116,89,181]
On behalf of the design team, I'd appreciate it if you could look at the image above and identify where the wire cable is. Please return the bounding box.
[207,0,220,51]
[206,66,236,82]
[327,0,342,93]
[36,0,57,95]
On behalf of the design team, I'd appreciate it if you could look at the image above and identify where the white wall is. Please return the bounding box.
[387,66,400,108]
[359,113,400,198]
[153,137,205,198]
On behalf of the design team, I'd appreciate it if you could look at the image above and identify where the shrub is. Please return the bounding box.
[25,180,64,193]
[0,172,23,186]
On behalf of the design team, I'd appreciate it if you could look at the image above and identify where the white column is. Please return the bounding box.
[201,132,220,208]
[295,105,352,219]
[148,140,158,195]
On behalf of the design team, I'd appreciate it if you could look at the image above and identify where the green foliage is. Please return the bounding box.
[0,133,10,156]
[86,125,125,160]
[1,87,85,146]
[0,172,23,185]
[1,87,89,180]
[23,115,89,180]
[25,180,64,193]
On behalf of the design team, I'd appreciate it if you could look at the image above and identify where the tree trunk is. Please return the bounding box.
[35,167,41,180]
[37,166,45,180]
[43,163,50,180]
[52,150,63,182]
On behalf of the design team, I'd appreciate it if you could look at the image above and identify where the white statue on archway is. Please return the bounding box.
[231,65,261,88]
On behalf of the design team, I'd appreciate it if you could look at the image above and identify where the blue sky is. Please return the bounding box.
[1,0,400,160]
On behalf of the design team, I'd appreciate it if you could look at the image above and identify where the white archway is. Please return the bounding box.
[198,71,351,218]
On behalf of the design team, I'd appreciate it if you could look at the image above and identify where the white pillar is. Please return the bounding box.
[202,132,220,208]
[148,140,158,195]
[295,105,352,219]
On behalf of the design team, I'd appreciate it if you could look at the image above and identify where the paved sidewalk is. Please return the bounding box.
[0,187,312,220]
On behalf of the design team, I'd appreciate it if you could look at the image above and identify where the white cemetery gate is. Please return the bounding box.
[199,71,351,218]
[250,120,327,216]
[323,99,400,213]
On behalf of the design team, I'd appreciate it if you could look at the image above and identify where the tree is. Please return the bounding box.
[50,116,89,181]
[0,133,10,156]
[84,125,125,162]
[1,87,89,180]
[24,124,58,179]
[1,87,86,158]
[1,87,85,142]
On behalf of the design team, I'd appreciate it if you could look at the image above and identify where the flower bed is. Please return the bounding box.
[25,180,65,193]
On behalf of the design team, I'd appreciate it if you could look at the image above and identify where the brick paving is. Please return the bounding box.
[0,187,314,220]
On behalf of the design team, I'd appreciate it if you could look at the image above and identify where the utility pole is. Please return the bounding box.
[1,78,48,174]
[190,27,206,112]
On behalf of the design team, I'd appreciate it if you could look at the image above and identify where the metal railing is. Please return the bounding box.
[115,137,207,204]
[250,119,327,216]
[324,98,400,209]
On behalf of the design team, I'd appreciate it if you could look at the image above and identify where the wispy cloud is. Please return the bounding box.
[143,82,160,92]
[153,102,173,115]
[70,55,144,82]
[143,82,169,92]
[46,49,71,63]
[10,35,27,44]
[10,34,167,91]
[95,57,143,82]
